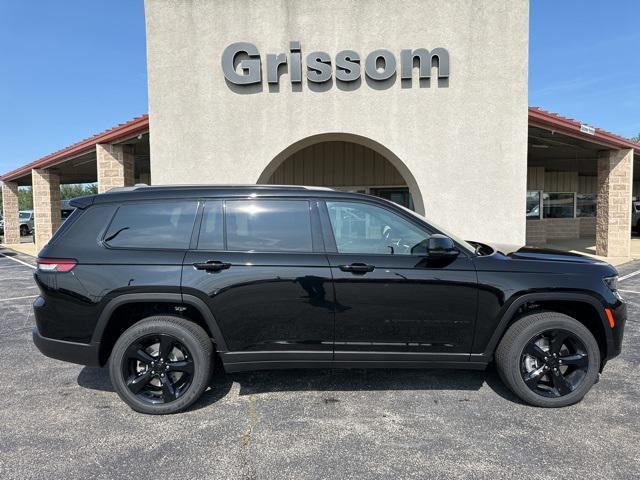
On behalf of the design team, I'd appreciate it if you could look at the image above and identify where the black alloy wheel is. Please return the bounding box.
[123,333,195,404]
[496,311,600,407]
[109,316,213,414]
[520,329,589,397]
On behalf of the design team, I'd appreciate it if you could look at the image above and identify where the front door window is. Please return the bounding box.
[326,201,428,255]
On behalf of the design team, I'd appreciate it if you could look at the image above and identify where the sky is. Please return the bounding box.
[0,0,639,175]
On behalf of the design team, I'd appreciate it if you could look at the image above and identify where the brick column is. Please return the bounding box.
[32,169,62,251]
[1,181,20,244]
[97,144,135,193]
[596,148,634,258]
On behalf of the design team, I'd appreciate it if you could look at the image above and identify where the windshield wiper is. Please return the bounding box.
[105,226,130,242]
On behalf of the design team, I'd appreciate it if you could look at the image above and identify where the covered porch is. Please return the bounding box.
[526,108,640,264]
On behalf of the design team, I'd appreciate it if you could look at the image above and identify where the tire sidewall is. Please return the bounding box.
[109,317,212,414]
[500,314,600,407]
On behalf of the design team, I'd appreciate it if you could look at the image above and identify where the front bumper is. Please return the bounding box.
[32,327,101,367]
[605,301,626,360]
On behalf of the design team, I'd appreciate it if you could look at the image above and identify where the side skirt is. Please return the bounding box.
[223,360,488,373]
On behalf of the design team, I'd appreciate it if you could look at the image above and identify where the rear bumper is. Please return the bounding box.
[32,327,101,367]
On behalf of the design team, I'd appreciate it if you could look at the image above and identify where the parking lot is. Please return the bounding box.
[0,246,638,480]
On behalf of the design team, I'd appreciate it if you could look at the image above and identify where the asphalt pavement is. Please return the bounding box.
[0,246,638,479]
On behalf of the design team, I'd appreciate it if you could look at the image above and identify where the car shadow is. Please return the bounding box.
[77,364,524,411]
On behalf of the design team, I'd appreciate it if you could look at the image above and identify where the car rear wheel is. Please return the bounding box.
[495,311,600,407]
[109,316,213,414]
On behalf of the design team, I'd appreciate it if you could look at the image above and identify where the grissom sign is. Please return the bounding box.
[222,41,449,86]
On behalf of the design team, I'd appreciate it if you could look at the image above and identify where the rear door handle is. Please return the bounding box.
[338,263,375,274]
[193,260,231,272]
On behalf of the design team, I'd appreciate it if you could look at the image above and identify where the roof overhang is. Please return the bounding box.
[1,114,149,183]
[528,107,640,153]
[2,108,638,184]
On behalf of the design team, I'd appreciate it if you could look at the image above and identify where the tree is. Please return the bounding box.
[18,187,33,210]
[632,132,640,143]
[60,183,97,200]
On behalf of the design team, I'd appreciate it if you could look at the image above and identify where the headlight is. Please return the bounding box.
[604,275,622,300]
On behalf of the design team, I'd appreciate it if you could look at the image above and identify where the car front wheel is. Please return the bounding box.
[109,316,213,414]
[495,311,600,407]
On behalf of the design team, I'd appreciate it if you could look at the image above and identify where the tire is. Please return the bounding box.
[20,225,29,236]
[495,311,600,407]
[109,316,213,414]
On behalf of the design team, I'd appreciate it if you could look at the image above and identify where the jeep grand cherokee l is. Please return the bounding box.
[32,185,626,414]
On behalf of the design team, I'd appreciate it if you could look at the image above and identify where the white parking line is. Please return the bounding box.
[619,270,640,282]
[0,295,38,302]
[619,289,640,294]
[0,252,36,270]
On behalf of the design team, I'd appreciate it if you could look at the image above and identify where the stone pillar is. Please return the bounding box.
[596,148,634,258]
[32,169,62,251]
[97,143,135,193]
[1,181,20,244]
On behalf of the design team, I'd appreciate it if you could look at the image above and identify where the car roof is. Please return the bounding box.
[71,184,384,208]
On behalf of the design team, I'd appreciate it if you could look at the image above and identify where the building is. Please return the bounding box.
[2,0,639,259]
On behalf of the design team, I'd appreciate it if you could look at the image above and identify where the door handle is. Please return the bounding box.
[193,261,231,272]
[338,263,375,274]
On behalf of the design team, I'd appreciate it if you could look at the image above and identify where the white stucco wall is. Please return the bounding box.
[145,0,529,244]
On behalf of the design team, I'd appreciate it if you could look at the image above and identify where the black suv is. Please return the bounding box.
[32,186,626,414]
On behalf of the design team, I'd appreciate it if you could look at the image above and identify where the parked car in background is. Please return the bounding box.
[61,199,75,221]
[32,185,626,414]
[632,201,640,233]
[0,214,4,235]
[19,210,35,236]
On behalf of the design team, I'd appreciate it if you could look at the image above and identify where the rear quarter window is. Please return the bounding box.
[104,201,198,249]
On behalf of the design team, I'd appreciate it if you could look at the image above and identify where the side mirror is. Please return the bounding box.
[426,234,459,258]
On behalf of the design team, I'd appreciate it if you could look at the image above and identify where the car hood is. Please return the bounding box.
[471,241,609,265]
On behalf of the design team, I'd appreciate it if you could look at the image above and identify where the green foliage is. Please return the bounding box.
[0,183,98,214]
[19,187,33,210]
[60,183,98,200]
[632,132,640,143]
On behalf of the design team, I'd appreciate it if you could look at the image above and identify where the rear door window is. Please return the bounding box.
[104,201,198,249]
[225,200,312,252]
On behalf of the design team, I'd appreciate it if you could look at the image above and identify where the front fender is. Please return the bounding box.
[472,291,611,361]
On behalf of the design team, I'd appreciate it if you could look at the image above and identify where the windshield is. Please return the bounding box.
[19,212,31,220]
[395,204,476,254]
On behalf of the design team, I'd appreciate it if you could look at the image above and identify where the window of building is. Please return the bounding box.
[543,193,575,219]
[576,194,597,218]
[225,200,312,252]
[526,191,541,220]
[326,201,428,255]
[197,200,224,250]
[104,201,198,249]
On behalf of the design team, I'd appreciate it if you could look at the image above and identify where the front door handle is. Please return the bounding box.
[193,260,231,272]
[338,263,375,274]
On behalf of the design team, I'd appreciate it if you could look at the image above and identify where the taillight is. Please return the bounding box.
[37,258,77,272]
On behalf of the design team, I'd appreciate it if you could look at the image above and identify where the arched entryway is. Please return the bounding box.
[257,134,424,213]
